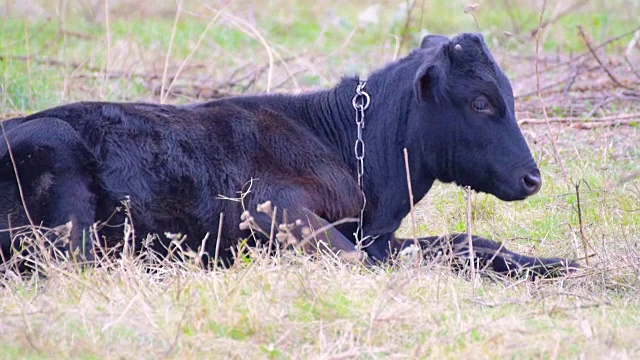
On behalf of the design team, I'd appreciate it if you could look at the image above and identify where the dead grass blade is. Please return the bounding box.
[534,0,570,192]
[160,0,183,104]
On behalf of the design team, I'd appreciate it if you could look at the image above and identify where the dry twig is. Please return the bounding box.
[575,183,590,266]
[465,186,476,287]
[403,148,420,265]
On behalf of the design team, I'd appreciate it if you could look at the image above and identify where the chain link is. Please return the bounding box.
[352,80,371,250]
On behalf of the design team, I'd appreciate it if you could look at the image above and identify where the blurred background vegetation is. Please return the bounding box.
[1,0,639,111]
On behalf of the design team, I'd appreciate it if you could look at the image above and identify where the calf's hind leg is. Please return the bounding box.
[240,181,370,264]
[0,118,99,264]
[245,205,369,263]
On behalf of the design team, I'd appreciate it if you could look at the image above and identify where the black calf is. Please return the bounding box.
[0,33,577,276]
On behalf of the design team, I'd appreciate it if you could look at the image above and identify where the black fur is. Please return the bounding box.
[0,33,576,276]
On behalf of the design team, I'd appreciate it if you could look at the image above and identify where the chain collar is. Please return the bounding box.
[351,80,372,250]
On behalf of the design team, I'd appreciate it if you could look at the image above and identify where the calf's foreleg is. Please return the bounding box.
[394,234,578,278]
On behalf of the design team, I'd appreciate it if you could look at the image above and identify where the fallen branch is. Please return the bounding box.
[58,28,95,40]
[515,65,600,99]
[623,29,640,82]
[578,25,635,90]
[518,112,640,125]
[624,56,640,82]
[513,25,640,81]
[570,120,639,129]
[529,0,584,38]
[0,54,154,79]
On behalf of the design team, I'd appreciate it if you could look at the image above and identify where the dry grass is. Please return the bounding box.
[1,0,640,358]
[1,236,639,359]
[0,243,639,358]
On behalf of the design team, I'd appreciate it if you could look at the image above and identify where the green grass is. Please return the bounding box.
[1,0,640,358]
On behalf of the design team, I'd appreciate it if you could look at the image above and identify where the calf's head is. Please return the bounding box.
[410,33,540,201]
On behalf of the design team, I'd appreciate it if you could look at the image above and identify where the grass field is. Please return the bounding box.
[1,0,640,358]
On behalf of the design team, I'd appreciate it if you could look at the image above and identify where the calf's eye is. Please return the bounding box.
[471,96,491,113]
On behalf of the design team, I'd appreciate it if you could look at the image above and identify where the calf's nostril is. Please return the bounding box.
[522,172,542,195]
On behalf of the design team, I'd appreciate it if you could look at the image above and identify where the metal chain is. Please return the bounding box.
[351,80,371,250]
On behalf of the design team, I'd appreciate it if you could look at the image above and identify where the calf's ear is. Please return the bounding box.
[414,62,445,103]
[415,36,449,103]
[420,34,449,50]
